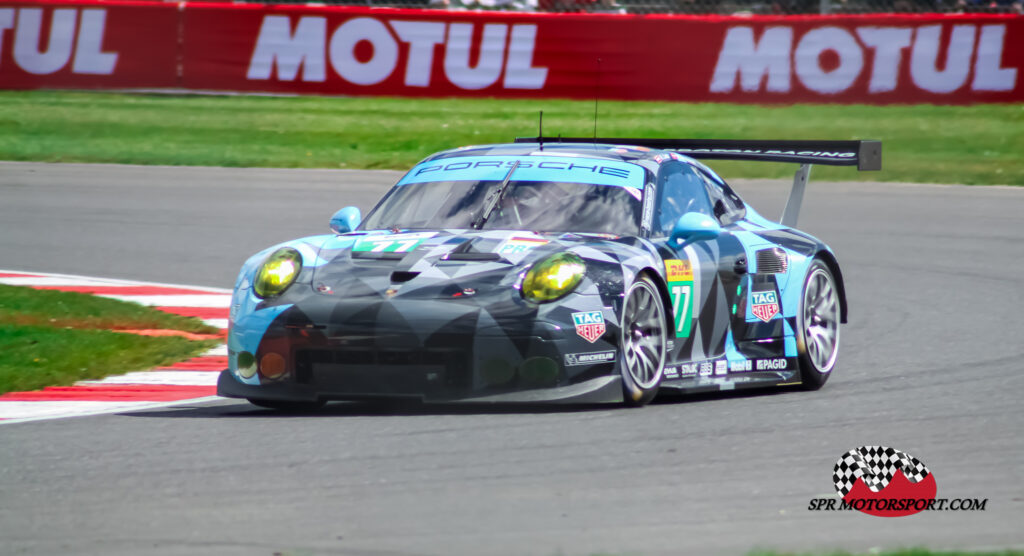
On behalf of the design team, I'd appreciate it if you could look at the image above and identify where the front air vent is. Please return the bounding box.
[755,248,788,274]
[390,271,419,283]
[352,251,405,260]
[442,252,501,262]
[441,237,502,262]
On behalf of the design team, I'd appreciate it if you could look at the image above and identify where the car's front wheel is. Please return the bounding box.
[797,259,841,390]
[619,276,667,406]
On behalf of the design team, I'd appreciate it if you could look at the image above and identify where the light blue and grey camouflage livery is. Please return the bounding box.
[218,138,880,408]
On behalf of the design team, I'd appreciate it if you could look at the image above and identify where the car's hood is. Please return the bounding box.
[310,229,621,300]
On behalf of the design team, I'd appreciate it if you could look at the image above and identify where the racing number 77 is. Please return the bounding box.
[670,284,692,338]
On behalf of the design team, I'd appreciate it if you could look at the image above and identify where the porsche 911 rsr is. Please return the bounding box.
[217,138,880,408]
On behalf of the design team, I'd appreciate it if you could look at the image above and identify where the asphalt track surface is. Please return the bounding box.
[1,162,1022,556]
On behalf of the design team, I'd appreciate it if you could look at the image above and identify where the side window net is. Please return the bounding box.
[696,168,745,225]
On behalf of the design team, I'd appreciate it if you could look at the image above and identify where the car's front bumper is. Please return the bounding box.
[217,370,623,404]
[221,294,625,403]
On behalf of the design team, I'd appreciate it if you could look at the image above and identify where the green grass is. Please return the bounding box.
[0,90,1021,185]
[0,285,218,394]
[0,324,217,394]
[0,284,218,334]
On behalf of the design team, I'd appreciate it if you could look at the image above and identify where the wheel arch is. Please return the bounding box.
[813,250,848,324]
[636,267,675,332]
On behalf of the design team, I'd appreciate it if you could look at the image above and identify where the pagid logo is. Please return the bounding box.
[833,445,937,517]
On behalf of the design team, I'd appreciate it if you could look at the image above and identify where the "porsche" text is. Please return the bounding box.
[414,160,632,178]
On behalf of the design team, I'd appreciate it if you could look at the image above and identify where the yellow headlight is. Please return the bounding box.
[254,247,302,298]
[521,252,585,303]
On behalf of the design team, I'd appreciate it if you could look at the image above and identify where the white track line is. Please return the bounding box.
[78,371,221,386]
[0,397,223,423]
[97,294,234,307]
[0,276,119,287]
[203,345,229,357]
[0,269,232,293]
[0,270,232,426]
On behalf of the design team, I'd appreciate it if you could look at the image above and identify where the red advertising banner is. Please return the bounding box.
[0,0,178,89]
[1,0,1021,104]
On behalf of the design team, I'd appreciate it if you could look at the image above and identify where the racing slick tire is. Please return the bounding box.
[247,398,327,411]
[619,276,667,407]
[796,259,841,390]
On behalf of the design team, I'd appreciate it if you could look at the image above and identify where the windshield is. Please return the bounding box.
[360,155,645,235]
[361,180,641,235]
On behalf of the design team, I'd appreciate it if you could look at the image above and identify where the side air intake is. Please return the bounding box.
[756,248,788,274]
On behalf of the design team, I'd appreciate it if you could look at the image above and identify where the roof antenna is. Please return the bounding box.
[593,58,601,143]
[538,110,544,151]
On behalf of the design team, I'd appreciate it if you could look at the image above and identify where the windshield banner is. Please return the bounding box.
[398,156,646,188]
[0,1,1021,104]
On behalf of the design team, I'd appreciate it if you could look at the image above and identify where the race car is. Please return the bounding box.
[217,137,881,408]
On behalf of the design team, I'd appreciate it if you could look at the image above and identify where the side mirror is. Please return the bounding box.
[668,212,722,247]
[329,206,361,234]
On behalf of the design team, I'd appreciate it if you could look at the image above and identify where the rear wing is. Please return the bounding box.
[512,137,882,227]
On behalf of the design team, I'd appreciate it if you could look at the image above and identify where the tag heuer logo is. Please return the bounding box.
[571,311,606,343]
[751,291,779,322]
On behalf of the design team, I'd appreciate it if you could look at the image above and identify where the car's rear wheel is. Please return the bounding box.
[619,276,667,406]
[797,259,841,390]
[247,398,327,411]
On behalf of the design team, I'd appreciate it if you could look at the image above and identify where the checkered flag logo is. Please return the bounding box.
[833,446,931,496]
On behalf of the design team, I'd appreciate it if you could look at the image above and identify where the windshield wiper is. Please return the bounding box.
[471,160,520,230]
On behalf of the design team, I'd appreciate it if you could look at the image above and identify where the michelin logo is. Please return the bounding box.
[564,350,616,366]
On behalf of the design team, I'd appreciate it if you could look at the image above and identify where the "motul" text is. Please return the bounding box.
[0,8,117,75]
[710,24,1017,95]
[247,16,548,90]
